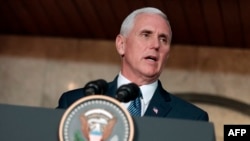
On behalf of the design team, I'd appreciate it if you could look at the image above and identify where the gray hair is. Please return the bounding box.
[120,7,172,39]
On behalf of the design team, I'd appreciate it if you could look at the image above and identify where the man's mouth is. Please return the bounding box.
[145,55,158,62]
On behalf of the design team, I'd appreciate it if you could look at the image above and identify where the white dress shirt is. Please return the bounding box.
[117,72,158,116]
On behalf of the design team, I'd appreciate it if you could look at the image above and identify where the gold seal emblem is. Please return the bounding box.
[59,95,134,141]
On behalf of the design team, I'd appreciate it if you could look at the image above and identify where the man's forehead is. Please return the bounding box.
[134,14,171,30]
[134,20,171,36]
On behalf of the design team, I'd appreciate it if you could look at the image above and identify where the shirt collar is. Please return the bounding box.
[117,72,131,87]
[140,81,158,105]
[117,72,158,104]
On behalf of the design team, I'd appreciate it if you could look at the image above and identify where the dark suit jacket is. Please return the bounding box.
[57,77,209,121]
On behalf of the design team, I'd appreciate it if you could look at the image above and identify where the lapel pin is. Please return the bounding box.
[153,107,158,114]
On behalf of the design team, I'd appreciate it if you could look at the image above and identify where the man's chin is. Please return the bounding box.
[143,72,160,81]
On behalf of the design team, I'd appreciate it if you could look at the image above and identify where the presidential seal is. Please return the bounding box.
[59,95,134,141]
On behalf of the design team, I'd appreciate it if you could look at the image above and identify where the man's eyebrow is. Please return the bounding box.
[159,33,169,39]
[140,29,153,34]
[140,29,170,39]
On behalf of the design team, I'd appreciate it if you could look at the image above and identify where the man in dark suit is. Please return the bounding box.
[57,7,208,121]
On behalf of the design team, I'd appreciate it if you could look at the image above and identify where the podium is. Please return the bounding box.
[0,104,215,141]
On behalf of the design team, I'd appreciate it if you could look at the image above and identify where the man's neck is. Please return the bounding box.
[119,71,159,86]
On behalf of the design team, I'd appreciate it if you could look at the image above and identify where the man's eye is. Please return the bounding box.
[142,33,149,37]
[160,37,167,43]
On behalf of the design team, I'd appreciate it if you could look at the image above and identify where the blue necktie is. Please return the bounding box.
[128,96,141,116]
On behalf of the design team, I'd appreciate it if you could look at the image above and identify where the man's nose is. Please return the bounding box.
[150,38,160,50]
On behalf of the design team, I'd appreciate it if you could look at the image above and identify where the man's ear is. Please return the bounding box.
[115,34,125,56]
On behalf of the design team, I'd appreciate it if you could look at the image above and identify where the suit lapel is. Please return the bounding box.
[144,81,172,117]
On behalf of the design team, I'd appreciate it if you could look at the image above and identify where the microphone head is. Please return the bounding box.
[115,83,140,102]
[84,79,108,96]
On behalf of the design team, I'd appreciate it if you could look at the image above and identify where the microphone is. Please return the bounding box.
[115,83,140,102]
[84,79,108,96]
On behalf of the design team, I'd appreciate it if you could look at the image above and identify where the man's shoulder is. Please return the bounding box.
[169,94,201,110]
[59,88,85,103]
[168,93,209,120]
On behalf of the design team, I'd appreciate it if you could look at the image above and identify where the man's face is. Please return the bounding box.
[117,13,172,84]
